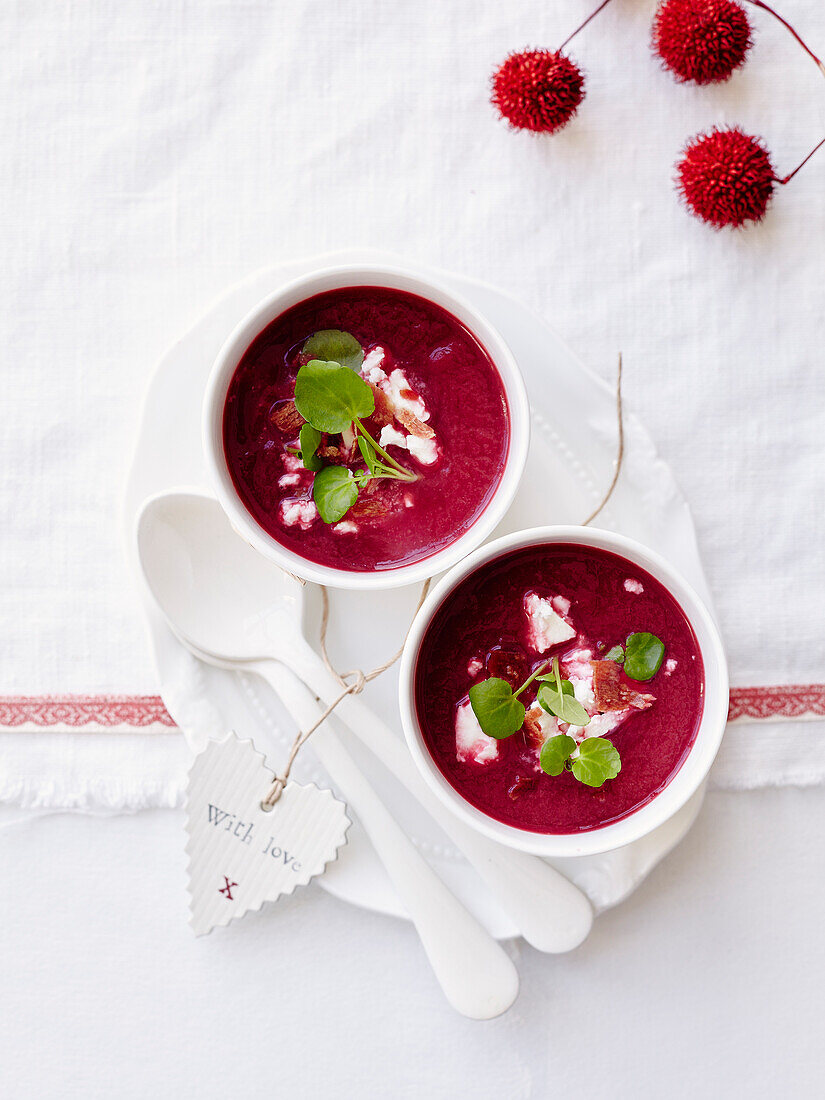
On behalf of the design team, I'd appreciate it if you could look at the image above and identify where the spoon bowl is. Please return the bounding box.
[137,489,302,661]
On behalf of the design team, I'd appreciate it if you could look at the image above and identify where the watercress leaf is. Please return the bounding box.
[468,678,526,739]
[537,681,590,727]
[536,676,575,694]
[624,632,665,681]
[558,694,592,727]
[312,464,359,524]
[604,644,625,664]
[571,737,621,787]
[539,734,576,777]
[357,435,379,476]
[298,423,323,472]
[302,329,364,372]
[294,360,375,433]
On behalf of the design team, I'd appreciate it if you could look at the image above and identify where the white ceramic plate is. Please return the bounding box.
[124,250,712,936]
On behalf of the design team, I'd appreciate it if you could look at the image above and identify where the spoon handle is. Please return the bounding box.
[253,659,519,1020]
[276,644,593,954]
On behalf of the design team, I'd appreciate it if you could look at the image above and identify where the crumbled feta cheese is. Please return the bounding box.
[467,658,483,677]
[378,423,438,466]
[333,521,358,534]
[278,473,302,488]
[552,595,571,616]
[282,453,304,473]
[378,425,407,450]
[623,578,644,595]
[523,592,576,653]
[403,494,414,508]
[279,499,317,530]
[664,658,678,676]
[532,707,560,740]
[455,700,499,764]
[361,357,430,424]
[387,368,428,422]
[564,710,624,744]
[407,433,438,465]
[361,346,387,379]
[557,647,596,712]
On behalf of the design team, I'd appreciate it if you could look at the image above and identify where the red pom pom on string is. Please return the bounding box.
[676,127,775,227]
[653,0,753,84]
[491,49,585,134]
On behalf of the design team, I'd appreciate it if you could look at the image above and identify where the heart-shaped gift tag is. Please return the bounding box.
[185,733,350,935]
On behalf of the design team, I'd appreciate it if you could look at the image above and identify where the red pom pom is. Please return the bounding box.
[676,127,776,227]
[653,0,752,84]
[491,49,585,134]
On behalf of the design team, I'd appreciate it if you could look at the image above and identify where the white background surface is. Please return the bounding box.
[1,1,824,1096]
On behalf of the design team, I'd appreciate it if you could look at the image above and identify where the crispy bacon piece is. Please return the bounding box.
[368,385,395,428]
[508,775,537,801]
[522,706,545,749]
[592,660,656,713]
[269,400,304,434]
[317,442,344,462]
[397,408,435,439]
[348,480,389,520]
[485,647,529,691]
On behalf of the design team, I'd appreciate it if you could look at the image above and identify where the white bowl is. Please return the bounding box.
[202,264,530,590]
[398,526,729,858]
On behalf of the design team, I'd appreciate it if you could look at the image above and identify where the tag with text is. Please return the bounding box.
[185,733,350,935]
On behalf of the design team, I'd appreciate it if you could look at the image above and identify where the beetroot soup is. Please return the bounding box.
[413,544,705,834]
[222,286,510,572]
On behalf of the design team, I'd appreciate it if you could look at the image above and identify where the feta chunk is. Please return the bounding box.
[378,423,438,467]
[567,711,624,742]
[560,646,596,712]
[387,368,428,422]
[378,425,407,450]
[333,521,358,534]
[467,658,483,677]
[278,473,302,488]
[523,592,576,653]
[455,700,499,765]
[624,578,644,595]
[279,499,317,530]
[361,346,387,377]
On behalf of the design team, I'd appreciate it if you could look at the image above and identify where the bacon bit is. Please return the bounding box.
[317,442,343,462]
[592,661,656,713]
[508,775,537,801]
[348,496,388,520]
[369,385,395,427]
[348,480,389,520]
[318,436,360,466]
[270,400,304,434]
[397,408,435,439]
[522,706,545,749]
[485,647,529,691]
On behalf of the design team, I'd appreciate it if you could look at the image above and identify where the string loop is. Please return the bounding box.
[262,579,430,805]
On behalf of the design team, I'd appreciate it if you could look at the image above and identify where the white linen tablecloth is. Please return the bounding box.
[1,0,824,1095]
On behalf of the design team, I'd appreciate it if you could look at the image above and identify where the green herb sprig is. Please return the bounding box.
[537,657,591,727]
[468,654,625,790]
[540,734,622,787]
[292,331,418,524]
[468,660,551,739]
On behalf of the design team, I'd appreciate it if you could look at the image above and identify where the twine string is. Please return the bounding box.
[582,352,624,526]
[262,578,431,806]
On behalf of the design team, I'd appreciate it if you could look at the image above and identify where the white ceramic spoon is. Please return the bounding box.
[137,500,517,1019]
[136,490,593,953]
